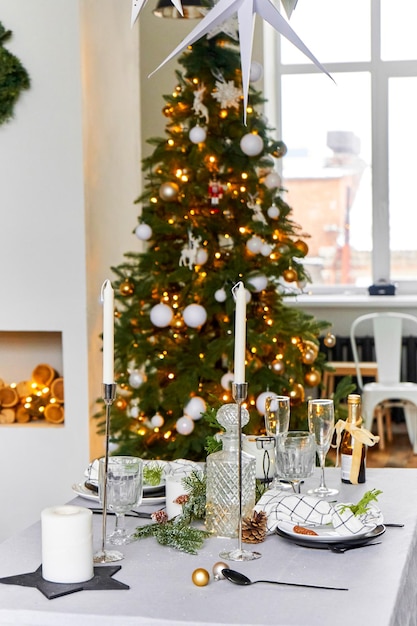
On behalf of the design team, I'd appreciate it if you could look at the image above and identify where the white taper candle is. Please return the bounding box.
[102,279,114,384]
[233,281,246,383]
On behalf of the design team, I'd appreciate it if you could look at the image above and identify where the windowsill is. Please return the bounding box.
[285,293,417,308]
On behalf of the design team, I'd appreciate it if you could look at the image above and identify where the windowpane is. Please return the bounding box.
[381,0,417,61]
[280,0,370,65]
[389,77,417,281]
[281,72,372,286]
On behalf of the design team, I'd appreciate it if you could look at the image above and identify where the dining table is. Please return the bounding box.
[0,467,416,626]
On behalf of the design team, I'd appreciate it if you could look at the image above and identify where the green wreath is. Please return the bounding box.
[0,21,30,125]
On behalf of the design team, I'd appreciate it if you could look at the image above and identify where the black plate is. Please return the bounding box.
[275,524,386,549]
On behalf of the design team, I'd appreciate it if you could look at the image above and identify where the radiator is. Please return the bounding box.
[320,335,417,383]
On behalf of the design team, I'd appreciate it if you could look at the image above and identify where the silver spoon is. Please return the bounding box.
[221,568,348,591]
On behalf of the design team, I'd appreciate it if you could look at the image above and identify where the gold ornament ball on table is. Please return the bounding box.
[192,568,210,586]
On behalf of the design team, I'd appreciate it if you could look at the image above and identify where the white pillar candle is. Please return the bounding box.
[233,281,246,383]
[41,505,94,583]
[101,279,114,384]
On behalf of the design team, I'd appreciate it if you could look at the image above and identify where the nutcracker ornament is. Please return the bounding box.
[208,178,223,206]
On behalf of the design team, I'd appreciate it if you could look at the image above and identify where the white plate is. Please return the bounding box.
[71,482,165,506]
[276,520,377,543]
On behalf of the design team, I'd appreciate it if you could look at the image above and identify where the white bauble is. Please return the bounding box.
[256,391,276,415]
[240,133,264,156]
[221,372,234,391]
[129,370,144,389]
[184,396,206,420]
[267,204,280,219]
[248,274,268,292]
[264,171,282,189]
[195,248,208,265]
[249,61,263,82]
[135,223,152,241]
[130,405,139,418]
[151,413,164,428]
[176,415,195,435]
[189,126,207,144]
[261,243,273,257]
[246,235,263,254]
[214,288,227,303]
[150,303,173,328]
[183,304,207,328]
[245,288,252,303]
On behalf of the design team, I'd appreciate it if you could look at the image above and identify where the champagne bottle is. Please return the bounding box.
[341,394,366,484]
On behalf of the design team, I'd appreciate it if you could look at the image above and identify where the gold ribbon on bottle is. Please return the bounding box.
[334,419,380,484]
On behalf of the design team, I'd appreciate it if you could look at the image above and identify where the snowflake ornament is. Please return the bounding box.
[212,78,242,110]
[206,15,239,41]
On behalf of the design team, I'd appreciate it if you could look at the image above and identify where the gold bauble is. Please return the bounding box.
[289,383,305,405]
[282,268,298,283]
[119,280,134,296]
[272,140,288,158]
[304,340,319,358]
[294,239,309,256]
[304,368,322,387]
[192,568,210,587]
[271,358,285,374]
[159,182,180,202]
[324,332,336,348]
[302,348,317,365]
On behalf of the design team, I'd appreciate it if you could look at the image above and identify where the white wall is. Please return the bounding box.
[0,0,140,541]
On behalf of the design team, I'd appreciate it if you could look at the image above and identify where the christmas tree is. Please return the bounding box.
[103,28,331,461]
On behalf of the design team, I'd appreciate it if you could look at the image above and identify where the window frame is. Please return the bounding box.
[262,0,417,293]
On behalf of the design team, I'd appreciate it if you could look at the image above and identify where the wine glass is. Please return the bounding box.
[98,456,143,546]
[307,399,339,497]
[264,395,291,489]
[275,431,316,493]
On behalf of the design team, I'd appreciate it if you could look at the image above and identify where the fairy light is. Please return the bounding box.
[167,139,175,146]
[239,227,246,234]
[150,196,158,204]
[241,172,248,180]
[164,430,172,439]
[168,372,175,379]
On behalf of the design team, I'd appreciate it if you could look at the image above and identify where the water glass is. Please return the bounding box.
[276,431,316,493]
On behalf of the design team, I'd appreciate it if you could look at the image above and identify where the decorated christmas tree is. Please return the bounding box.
[102,28,332,461]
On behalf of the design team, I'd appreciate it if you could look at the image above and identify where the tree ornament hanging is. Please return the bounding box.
[305,368,322,387]
[255,391,273,415]
[195,247,208,265]
[240,133,264,156]
[289,382,305,405]
[211,75,242,110]
[119,279,134,296]
[128,370,144,388]
[294,239,309,256]
[260,242,273,257]
[264,171,282,189]
[179,230,203,269]
[150,303,174,328]
[176,415,195,435]
[249,60,263,83]
[214,287,227,303]
[271,358,285,375]
[267,203,280,219]
[220,372,234,391]
[208,178,223,205]
[247,194,267,224]
[183,303,207,328]
[192,83,209,124]
[189,125,207,144]
[324,332,336,348]
[247,274,268,292]
[159,182,179,202]
[272,140,288,158]
[283,267,298,282]
[302,347,317,365]
[246,235,263,254]
[135,223,152,240]
[151,413,164,428]
[184,396,206,420]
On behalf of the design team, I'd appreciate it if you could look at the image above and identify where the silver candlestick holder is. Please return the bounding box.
[93,383,123,563]
[219,382,262,562]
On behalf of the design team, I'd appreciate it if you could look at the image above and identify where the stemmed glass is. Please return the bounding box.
[98,456,143,547]
[275,431,316,493]
[264,395,290,489]
[307,399,339,497]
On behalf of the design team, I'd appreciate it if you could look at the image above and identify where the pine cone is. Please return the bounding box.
[241,510,268,544]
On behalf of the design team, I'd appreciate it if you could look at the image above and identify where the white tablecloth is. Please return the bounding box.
[0,468,417,626]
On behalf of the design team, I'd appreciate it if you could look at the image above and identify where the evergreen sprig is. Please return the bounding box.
[0,22,30,125]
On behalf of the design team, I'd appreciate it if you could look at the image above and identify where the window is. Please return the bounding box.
[263,0,417,290]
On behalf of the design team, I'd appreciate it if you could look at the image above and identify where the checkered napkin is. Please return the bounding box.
[255,490,383,536]
[254,491,333,533]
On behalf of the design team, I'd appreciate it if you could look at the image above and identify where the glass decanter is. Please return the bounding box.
[205,403,256,538]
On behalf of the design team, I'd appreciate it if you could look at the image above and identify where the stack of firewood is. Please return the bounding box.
[0,363,64,424]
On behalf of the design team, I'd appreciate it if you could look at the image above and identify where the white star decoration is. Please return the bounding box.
[206,15,239,41]
[212,79,242,110]
[148,0,332,123]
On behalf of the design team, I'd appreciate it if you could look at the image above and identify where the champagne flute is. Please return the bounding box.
[264,395,290,489]
[98,456,143,546]
[276,431,316,493]
[307,399,339,497]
